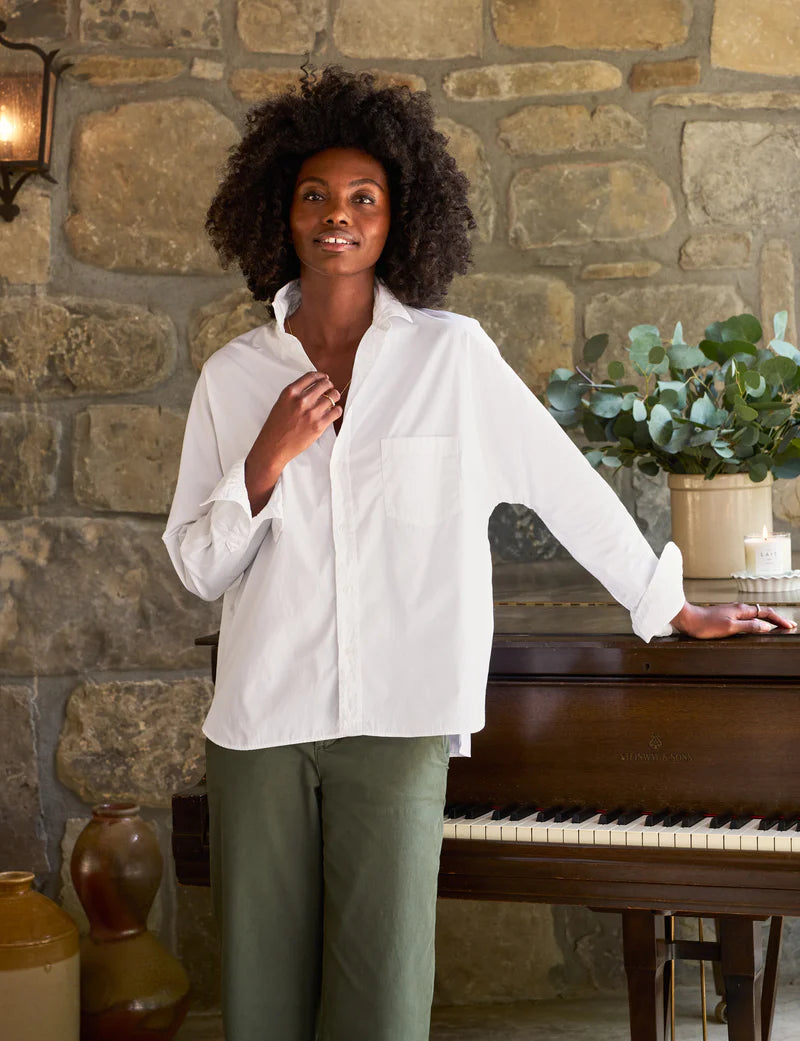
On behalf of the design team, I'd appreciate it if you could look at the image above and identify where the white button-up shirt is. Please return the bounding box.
[164,279,685,753]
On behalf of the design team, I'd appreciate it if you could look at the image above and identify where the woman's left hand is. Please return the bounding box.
[671,601,797,639]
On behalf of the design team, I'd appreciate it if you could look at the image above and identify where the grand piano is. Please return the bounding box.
[172,560,800,1041]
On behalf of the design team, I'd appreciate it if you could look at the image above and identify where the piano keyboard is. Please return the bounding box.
[443,804,800,853]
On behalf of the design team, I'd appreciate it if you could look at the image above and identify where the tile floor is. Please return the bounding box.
[175,984,800,1039]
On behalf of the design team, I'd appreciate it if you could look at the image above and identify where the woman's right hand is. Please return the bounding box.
[245,371,341,514]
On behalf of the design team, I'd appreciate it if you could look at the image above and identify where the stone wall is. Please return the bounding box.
[3,0,800,1014]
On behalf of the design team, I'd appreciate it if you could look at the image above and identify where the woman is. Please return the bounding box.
[164,66,793,1041]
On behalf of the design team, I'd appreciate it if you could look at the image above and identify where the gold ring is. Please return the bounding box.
[755,603,761,617]
[323,393,335,407]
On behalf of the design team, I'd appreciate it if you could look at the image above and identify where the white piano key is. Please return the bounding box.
[790,829,800,853]
[466,811,496,840]
[623,815,650,847]
[443,815,467,840]
[501,812,539,842]
[736,819,762,851]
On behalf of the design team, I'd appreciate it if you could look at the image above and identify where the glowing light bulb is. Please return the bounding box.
[0,107,13,142]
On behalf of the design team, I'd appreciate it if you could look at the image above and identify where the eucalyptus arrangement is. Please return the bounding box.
[546,312,800,483]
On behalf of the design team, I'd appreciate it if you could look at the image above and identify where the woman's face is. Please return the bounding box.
[289,147,391,281]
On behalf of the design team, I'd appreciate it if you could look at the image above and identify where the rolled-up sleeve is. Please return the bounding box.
[163,368,282,602]
[469,323,685,642]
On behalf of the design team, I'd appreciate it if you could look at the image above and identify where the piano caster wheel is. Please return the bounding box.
[714,1000,727,1024]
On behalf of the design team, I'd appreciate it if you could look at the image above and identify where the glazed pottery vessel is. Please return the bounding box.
[71,802,190,1041]
[668,472,774,579]
[0,870,80,1040]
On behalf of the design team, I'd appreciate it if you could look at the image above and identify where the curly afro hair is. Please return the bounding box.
[206,65,476,313]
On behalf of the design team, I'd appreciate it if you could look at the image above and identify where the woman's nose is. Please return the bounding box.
[324,201,351,224]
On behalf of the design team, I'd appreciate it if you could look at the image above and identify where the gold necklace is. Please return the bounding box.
[286,314,353,397]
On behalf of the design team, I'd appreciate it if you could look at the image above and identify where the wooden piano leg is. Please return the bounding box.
[718,916,764,1041]
[761,917,783,1041]
[622,910,667,1041]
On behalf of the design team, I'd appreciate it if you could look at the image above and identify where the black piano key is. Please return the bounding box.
[729,816,752,831]
[682,812,705,828]
[617,809,644,826]
[710,811,734,829]
[779,817,800,832]
[572,807,597,824]
[553,805,582,823]
[645,809,669,826]
[445,803,470,819]
[465,803,494,819]
[759,817,780,831]
[661,810,683,828]
[510,804,539,821]
[599,807,624,825]
[492,804,517,821]
[536,805,563,823]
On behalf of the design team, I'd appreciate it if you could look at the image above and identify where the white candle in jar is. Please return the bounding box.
[743,527,792,576]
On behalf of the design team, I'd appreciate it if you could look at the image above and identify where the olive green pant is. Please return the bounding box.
[205,735,450,1041]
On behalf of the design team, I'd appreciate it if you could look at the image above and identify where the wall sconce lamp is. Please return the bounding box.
[0,19,60,223]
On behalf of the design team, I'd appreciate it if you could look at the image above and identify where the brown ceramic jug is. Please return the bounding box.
[0,870,80,1040]
[71,802,190,1041]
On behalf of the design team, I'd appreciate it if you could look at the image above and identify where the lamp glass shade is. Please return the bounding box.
[0,47,50,167]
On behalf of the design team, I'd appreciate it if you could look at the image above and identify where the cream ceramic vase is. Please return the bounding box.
[668,472,774,579]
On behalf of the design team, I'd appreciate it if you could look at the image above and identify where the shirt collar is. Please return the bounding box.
[272,278,413,334]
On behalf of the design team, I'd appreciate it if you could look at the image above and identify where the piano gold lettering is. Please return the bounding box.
[619,751,693,762]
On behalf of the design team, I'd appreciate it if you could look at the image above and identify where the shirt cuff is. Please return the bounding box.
[630,541,685,642]
[199,458,284,550]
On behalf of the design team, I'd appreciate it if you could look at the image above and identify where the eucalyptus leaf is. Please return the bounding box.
[667,343,706,370]
[547,375,583,411]
[649,345,666,365]
[712,441,735,459]
[769,339,800,364]
[759,355,797,387]
[671,322,684,346]
[721,314,762,344]
[613,412,636,439]
[743,371,766,397]
[621,392,638,411]
[583,411,608,442]
[637,460,660,477]
[733,396,758,422]
[773,311,788,342]
[548,406,581,427]
[658,389,680,410]
[602,454,623,469]
[584,449,604,468]
[590,392,623,419]
[648,403,673,446]
[607,360,625,380]
[583,333,609,363]
[774,458,800,479]
[551,367,574,381]
[632,398,647,422]
[704,321,724,344]
[747,460,769,483]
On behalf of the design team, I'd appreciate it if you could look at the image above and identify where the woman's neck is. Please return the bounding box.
[290,270,375,352]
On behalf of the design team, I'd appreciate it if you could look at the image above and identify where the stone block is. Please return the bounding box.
[584,284,746,362]
[190,289,269,370]
[0,296,175,398]
[760,239,796,344]
[655,92,800,110]
[66,98,239,274]
[191,58,224,81]
[57,679,211,809]
[712,0,800,76]
[629,57,700,91]
[79,0,222,49]
[0,685,48,875]
[683,122,800,228]
[510,162,675,249]
[443,61,622,101]
[580,261,661,280]
[73,405,186,515]
[175,884,220,1010]
[774,476,800,529]
[0,519,220,675]
[498,105,645,156]
[334,0,482,58]
[59,817,161,935]
[0,0,66,38]
[445,272,574,394]
[0,187,49,284]
[64,56,185,86]
[434,899,563,1003]
[679,232,752,270]
[491,0,690,51]
[236,0,326,54]
[229,66,425,104]
[0,412,59,507]
[436,119,494,243]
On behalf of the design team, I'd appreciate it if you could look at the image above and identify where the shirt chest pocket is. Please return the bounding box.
[380,436,462,528]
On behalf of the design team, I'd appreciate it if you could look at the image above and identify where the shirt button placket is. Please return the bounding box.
[331,455,361,732]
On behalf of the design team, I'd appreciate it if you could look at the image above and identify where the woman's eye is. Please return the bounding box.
[302,190,324,201]
[354,194,375,204]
